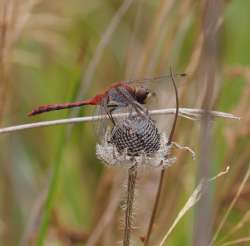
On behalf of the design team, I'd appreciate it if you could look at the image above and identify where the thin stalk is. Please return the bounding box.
[123,164,138,246]
[144,69,179,246]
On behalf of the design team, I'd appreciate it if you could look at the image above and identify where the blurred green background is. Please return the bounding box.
[0,0,250,245]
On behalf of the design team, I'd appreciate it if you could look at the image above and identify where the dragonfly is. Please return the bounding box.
[28,73,185,155]
[28,81,150,124]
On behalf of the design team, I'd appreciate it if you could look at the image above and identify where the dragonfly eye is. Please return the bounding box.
[135,87,150,104]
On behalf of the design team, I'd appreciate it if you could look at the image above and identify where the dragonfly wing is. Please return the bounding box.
[92,103,111,143]
[127,73,183,138]
[111,86,149,123]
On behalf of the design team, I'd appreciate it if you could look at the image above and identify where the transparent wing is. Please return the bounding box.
[124,73,185,88]
[126,73,183,137]
[91,88,138,142]
[109,85,149,127]
[92,103,112,143]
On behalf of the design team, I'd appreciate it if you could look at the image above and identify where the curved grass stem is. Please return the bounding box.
[144,68,179,245]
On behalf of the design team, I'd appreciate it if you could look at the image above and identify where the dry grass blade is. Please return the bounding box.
[220,236,250,246]
[85,178,121,246]
[76,0,134,101]
[20,182,49,246]
[0,108,239,134]
[158,166,230,246]
[215,210,250,245]
[135,0,175,75]
[210,163,250,245]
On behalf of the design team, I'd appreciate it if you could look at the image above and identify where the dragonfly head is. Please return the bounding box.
[134,86,153,104]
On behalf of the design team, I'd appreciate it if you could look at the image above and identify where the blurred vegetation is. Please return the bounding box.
[0,0,249,245]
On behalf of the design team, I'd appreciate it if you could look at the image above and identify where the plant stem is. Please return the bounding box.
[123,164,138,246]
[144,68,179,245]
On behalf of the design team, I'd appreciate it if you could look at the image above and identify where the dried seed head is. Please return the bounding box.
[110,115,161,156]
[96,114,195,167]
[96,127,175,168]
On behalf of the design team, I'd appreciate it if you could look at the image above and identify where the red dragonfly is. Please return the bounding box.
[29,73,184,134]
[28,73,185,119]
[28,81,150,124]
